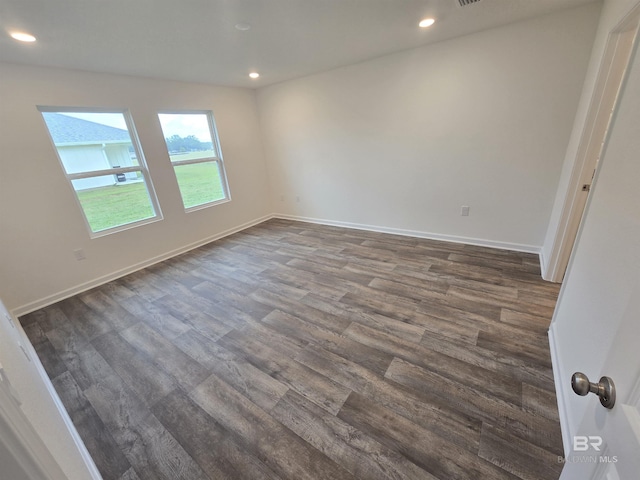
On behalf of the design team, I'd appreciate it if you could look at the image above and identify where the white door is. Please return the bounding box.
[551,16,640,479]
[544,18,637,283]
[0,299,100,479]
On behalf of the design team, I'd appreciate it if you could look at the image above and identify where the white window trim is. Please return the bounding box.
[158,110,231,212]
[38,106,163,238]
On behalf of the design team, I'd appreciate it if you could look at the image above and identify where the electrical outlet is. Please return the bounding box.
[73,248,86,261]
[296,196,300,203]
[280,195,285,202]
[461,205,470,216]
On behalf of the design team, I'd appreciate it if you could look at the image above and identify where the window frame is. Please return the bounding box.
[158,110,231,212]
[38,106,163,238]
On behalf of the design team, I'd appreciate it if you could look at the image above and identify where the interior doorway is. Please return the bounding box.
[545,12,639,283]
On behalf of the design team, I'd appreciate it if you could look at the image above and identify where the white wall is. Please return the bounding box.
[0,63,271,314]
[256,4,602,251]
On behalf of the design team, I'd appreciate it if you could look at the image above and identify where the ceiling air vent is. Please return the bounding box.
[458,0,482,6]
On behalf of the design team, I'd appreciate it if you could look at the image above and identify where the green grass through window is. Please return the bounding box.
[76,161,225,232]
[174,161,225,209]
[77,182,154,232]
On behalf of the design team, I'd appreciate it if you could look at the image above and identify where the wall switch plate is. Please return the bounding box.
[73,248,86,261]
[461,205,470,216]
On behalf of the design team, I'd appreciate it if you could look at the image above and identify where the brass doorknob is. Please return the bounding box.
[571,372,616,409]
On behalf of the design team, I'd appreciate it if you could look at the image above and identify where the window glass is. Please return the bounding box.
[40,109,161,236]
[174,162,226,209]
[158,112,229,210]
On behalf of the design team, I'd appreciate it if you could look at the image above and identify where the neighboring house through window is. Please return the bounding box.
[39,108,161,236]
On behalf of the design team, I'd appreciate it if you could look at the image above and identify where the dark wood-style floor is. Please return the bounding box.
[21,219,564,480]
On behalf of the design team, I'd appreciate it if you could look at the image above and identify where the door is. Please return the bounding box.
[0,361,63,480]
[550,17,640,479]
[559,298,640,480]
[0,299,100,479]
[544,9,638,283]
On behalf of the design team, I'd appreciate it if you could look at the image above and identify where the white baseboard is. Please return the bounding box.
[13,212,545,318]
[12,214,273,318]
[539,249,549,280]
[539,248,565,284]
[548,322,571,456]
[274,214,542,254]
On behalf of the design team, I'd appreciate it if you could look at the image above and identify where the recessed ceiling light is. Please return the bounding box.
[419,18,435,28]
[249,72,260,79]
[235,23,251,31]
[10,31,36,42]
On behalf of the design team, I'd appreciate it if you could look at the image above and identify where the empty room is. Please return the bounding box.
[1,0,640,479]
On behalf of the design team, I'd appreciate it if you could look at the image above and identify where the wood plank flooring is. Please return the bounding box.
[20,219,563,480]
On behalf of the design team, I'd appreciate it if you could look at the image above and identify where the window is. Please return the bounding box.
[157,111,230,210]
[39,108,161,237]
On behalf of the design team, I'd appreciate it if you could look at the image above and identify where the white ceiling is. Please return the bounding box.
[0,0,598,88]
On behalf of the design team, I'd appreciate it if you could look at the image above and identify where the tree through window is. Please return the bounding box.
[158,111,230,210]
